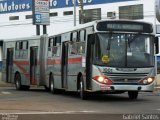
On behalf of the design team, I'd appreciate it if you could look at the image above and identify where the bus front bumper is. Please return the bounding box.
[91,81,155,92]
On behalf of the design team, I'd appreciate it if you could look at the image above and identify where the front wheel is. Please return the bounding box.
[79,76,88,100]
[128,91,138,99]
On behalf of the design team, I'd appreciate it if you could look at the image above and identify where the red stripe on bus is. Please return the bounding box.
[14,61,30,79]
[68,57,82,64]
[47,57,82,65]
[13,61,37,85]
[14,61,29,65]
[47,59,61,64]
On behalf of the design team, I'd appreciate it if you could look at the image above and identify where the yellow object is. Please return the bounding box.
[102,55,110,63]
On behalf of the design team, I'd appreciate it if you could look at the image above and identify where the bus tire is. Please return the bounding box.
[80,76,87,100]
[49,74,56,94]
[44,85,50,91]
[15,73,23,90]
[128,91,138,99]
[23,85,30,90]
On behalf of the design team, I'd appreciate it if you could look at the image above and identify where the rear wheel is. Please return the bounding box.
[49,74,56,94]
[23,85,30,90]
[44,85,50,91]
[79,76,88,100]
[15,73,22,90]
[128,91,138,99]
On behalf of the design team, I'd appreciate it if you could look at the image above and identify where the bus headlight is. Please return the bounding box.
[93,76,113,85]
[139,77,155,85]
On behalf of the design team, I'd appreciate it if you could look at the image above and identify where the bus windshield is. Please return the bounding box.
[93,33,154,68]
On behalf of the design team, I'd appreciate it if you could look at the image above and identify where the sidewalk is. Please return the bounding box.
[0,80,14,87]
[0,72,13,87]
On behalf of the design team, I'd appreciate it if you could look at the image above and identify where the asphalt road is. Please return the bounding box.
[0,87,160,120]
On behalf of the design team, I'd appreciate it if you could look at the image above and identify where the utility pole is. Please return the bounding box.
[79,0,84,24]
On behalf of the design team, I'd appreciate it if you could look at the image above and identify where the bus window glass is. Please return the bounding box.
[77,42,85,54]
[72,32,78,41]
[22,41,28,50]
[80,30,86,41]
[93,33,154,68]
[52,46,61,57]
[49,38,54,47]
[16,42,20,50]
[70,42,85,55]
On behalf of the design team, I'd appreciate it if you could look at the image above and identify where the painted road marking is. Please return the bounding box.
[0,111,97,115]
[1,91,11,95]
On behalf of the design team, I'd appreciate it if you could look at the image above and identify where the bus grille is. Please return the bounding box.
[105,73,148,84]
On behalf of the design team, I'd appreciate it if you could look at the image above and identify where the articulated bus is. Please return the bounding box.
[2,20,157,100]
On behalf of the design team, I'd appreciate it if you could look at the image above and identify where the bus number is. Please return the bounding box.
[103,68,113,73]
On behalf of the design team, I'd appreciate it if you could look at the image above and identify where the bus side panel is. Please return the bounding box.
[85,27,94,90]
[2,42,7,82]
[2,42,15,83]
[67,56,81,91]
[29,39,41,86]
[53,62,62,89]
[46,58,62,89]
[39,35,48,86]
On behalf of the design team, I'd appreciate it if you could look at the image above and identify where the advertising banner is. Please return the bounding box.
[0,0,134,14]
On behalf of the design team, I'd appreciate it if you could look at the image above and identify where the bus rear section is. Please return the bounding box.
[2,36,48,90]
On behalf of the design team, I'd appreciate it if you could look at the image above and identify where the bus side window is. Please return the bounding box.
[72,32,78,42]
[55,36,61,45]
[52,46,61,57]
[48,38,54,47]
[80,30,86,41]
[70,43,77,55]
[22,41,28,50]
[70,42,85,55]
[15,42,20,59]
[77,42,85,54]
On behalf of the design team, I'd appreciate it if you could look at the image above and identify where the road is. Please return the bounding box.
[0,87,160,120]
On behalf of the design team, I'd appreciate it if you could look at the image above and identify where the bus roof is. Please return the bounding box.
[3,35,41,42]
[49,20,153,38]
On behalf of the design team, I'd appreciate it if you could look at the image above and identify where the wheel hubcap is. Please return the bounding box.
[51,81,54,91]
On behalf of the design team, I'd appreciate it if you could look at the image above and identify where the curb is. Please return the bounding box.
[0,83,14,87]
[0,81,14,87]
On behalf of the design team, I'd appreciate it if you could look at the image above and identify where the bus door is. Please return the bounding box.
[30,47,38,85]
[6,48,13,83]
[61,42,69,88]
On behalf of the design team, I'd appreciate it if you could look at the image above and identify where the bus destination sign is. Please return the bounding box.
[97,21,153,33]
[107,24,143,31]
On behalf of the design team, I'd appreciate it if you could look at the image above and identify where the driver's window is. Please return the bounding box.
[69,42,85,55]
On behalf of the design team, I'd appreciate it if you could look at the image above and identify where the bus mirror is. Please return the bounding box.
[155,37,159,54]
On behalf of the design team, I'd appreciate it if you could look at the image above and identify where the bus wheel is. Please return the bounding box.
[80,76,87,100]
[15,73,22,90]
[23,86,30,90]
[44,85,50,91]
[128,91,138,99]
[49,74,56,94]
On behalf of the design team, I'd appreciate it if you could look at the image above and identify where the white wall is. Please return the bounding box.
[0,0,157,39]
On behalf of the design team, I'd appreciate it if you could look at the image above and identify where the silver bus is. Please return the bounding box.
[2,20,157,100]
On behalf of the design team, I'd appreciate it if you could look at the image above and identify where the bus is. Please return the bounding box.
[2,20,157,100]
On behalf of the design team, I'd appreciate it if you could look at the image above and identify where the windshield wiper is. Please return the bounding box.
[107,32,112,52]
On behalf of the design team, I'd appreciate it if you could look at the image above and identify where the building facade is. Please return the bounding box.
[0,0,158,39]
